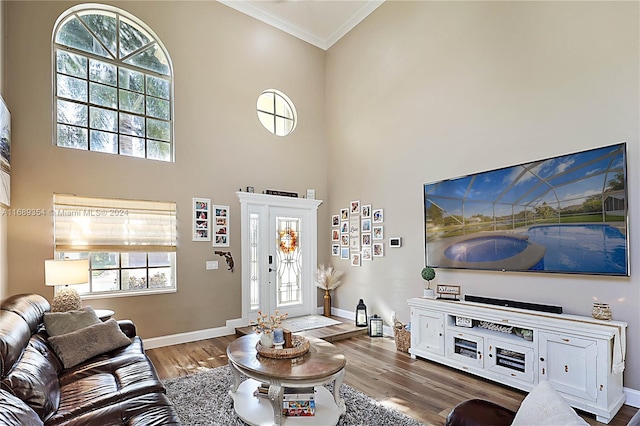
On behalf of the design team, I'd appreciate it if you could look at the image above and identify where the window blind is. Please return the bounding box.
[54,194,177,252]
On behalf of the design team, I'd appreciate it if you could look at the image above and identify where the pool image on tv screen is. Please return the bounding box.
[424,142,629,276]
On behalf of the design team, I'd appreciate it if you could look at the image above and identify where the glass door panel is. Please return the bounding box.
[275,216,302,308]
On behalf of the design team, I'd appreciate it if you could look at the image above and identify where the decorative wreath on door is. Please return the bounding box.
[279,228,298,254]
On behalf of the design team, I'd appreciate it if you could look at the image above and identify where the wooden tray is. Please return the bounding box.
[256,335,310,359]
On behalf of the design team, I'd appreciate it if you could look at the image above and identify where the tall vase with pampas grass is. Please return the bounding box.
[316,265,345,317]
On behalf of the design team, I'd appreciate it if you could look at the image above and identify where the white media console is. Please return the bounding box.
[408,297,627,423]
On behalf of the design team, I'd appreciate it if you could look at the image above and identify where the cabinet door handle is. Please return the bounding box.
[542,368,545,375]
[438,333,443,336]
[489,354,493,358]
[565,365,569,373]
[540,357,545,362]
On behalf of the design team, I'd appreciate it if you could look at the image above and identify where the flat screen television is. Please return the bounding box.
[423,142,629,276]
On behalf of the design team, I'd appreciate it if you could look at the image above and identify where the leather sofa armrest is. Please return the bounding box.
[117,320,137,338]
[445,398,517,426]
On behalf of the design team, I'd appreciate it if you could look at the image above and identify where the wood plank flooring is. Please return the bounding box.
[147,319,638,426]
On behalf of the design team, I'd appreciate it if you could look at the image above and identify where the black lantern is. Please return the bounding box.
[369,314,384,337]
[355,299,367,327]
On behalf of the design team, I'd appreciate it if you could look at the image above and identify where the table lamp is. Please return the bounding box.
[45,259,88,312]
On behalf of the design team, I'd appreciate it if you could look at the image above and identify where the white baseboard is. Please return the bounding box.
[624,386,640,408]
[143,317,244,350]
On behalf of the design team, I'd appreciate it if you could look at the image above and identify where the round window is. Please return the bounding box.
[256,89,297,136]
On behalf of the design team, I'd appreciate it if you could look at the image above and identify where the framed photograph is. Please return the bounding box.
[332,215,340,227]
[372,209,384,223]
[373,225,384,240]
[332,229,340,242]
[350,236,360,249]
[331,244,340,256]
[0,97,10,207]
[340,247,350,260]
[349,216,360,249]
[340,208,349,220]
[373,242,384,257]
[212,205,230,247]
[361,204,371,218]
[362,233,371,247]
[341,234,349,246]
[341,221,349,233]
[350,252,361,267]
[362,247,372,261]
[350,200,360,215]
[361,218,371,232]
[424,142,628,276]
[193,198,211,241]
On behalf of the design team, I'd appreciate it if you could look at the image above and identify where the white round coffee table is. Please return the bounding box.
[227,334,347,426]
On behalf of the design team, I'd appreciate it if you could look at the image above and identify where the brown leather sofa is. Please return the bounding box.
[446,399,516,426]
[0,293,181,425]
[446,397,640,426]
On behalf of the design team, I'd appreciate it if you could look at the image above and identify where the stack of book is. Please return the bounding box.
[282,387,315,417]
[253,384,316,417]
[253,383,270,399]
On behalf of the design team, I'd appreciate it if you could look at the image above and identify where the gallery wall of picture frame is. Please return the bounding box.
[192,198,230,247]
[332,200,384,267]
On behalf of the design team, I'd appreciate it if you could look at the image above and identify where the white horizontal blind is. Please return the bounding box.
[54,194,176,252]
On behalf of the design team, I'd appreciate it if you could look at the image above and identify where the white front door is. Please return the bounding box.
[238,192,322,323]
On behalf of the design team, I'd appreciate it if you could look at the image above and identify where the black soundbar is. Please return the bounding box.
[464,295,563,314]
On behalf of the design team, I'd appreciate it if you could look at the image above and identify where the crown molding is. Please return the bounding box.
[218,0,384,50]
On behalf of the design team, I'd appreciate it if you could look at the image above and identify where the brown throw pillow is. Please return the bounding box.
[43,306,101,336]
[47,319,132,369]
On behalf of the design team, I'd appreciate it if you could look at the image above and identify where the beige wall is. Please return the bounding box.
[326,1,640,390]
[4,1,327,336]
[4,0,640,394]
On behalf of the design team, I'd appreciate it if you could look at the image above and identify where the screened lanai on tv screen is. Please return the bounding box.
[423,142,629,276]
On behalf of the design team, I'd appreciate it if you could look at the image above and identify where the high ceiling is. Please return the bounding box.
[217,0,384,50]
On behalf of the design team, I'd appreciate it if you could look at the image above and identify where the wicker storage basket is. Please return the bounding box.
[393,320,411,353]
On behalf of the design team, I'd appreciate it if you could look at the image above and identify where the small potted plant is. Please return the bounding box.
[421,267,436,298]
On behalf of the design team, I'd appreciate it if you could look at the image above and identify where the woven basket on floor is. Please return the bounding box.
[393,320,411,353]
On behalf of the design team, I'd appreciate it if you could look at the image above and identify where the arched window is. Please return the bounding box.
[53,5,174,161]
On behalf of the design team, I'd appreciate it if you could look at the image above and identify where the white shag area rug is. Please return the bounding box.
[280,315,342,332]
[164,365,424,426]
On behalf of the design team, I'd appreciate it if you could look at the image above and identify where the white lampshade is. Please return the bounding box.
[45,259,89,286]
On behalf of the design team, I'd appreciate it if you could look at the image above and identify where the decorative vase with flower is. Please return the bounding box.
[252,310,289,348]
[260,331,273,348]
[315,265,345,317]
[421,267,436,298]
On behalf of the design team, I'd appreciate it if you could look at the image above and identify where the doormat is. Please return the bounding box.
[280,315,342,332]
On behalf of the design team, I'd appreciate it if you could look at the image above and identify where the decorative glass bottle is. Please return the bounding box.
[592,303,612,320]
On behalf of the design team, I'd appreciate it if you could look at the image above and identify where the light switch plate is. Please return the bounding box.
[206,261,218,270]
